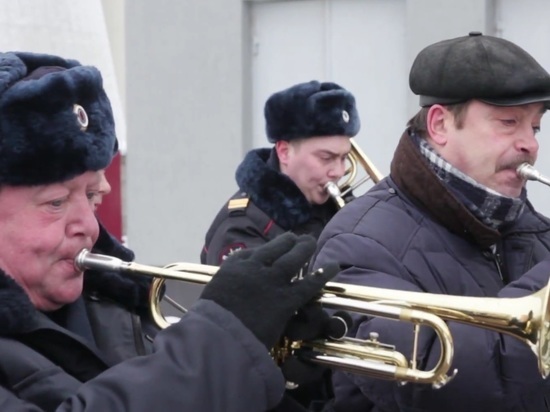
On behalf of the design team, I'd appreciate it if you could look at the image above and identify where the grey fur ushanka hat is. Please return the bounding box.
[264,80,360,143]
[0,51,117,186]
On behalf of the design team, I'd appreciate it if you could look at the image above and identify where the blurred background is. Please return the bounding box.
[2,0,550,307]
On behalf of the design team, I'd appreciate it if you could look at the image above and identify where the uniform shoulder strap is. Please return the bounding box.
[227,196,250,212]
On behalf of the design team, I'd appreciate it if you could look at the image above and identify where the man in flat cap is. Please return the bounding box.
[201,80,360,267]
[312,32,550,411]
[0,52,339,411]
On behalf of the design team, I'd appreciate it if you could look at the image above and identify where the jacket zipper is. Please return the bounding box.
[487,243,509,284]
[131,314,147,355]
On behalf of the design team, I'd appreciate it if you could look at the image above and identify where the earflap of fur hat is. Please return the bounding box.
[0,52,117,186]
[265,80,360,143]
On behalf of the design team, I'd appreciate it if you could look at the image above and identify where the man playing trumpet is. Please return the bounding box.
[201,80,360,267]
[0,51,337,411]
[313,32,550,411]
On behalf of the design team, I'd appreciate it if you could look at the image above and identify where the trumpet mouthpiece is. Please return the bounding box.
[517,163,536,180]
[517,163,550,187]
[74,248,126,272]
[325,181,346,209]
[324,181,341,197]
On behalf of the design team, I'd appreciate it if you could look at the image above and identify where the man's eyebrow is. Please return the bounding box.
[315,149,350,156]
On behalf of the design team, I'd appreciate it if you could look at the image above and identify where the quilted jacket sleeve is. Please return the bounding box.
[54,300,285,412]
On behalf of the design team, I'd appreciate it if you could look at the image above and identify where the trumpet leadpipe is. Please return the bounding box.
[75,248,216,283]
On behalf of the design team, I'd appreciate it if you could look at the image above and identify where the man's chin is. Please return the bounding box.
[493,183,523,199]
[311,194,331,205]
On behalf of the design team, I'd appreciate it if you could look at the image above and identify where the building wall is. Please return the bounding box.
[125,1,246,304]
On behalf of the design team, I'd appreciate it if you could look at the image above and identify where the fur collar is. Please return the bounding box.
[0,224,151,335]
[235,148,314,229]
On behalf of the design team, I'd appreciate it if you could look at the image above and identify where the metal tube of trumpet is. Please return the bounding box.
[322,281,550,379]
[348,138,384,184]
[75,249,456,388]
[75,249,216,283]
[517,163,550,187]
[76,249,550,380]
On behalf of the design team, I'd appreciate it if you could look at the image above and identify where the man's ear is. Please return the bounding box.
[275,140,291,165]
[426,104,451,146]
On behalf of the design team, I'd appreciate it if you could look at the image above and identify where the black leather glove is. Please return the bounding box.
[200,232,339,349]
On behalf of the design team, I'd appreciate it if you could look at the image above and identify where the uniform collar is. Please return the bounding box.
[236,148,315,229]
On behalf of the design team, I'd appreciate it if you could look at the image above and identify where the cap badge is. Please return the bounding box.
[342,110,350,123]
[73,104,89,131]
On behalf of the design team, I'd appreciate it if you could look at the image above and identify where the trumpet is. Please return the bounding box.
[75,250,550,387]
[325,138,384,208]
[517,162,550,187]
[75,249,455,388]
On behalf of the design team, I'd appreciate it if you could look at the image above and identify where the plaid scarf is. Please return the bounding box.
[412,133,526,230]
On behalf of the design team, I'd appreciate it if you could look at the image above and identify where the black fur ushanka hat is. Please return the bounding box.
[0,51,117,186]
[264,80,360,143]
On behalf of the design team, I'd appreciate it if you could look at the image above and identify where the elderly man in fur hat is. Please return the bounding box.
[201,81,360,267]
[0,52,338,412]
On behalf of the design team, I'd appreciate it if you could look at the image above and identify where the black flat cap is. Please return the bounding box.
[410,32,550,107]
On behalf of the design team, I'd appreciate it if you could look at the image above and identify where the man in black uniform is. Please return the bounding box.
[201,80,360,265]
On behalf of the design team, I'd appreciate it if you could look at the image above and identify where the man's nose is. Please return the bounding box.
[67,197,99,240]
[516,127,539,156]
[329,159,347,179]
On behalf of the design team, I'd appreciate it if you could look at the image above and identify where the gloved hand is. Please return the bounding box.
[200,232,339,349]
[281,304,352,386]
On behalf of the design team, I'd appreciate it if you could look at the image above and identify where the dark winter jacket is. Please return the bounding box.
[313,130,550,412]
[201,148,340,265]
[0,224,285,412]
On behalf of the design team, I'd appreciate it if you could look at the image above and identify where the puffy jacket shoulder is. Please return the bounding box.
[317,179,425,262]
[314,178,504,296]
